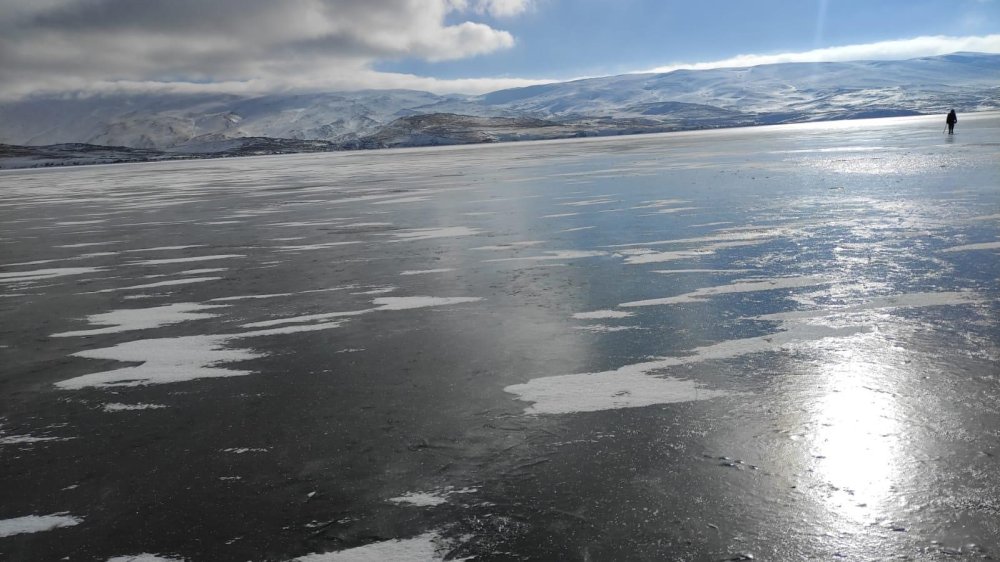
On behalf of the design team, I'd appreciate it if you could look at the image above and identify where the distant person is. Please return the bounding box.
[946,109,957,135]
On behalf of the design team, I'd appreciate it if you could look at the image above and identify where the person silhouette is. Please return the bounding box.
[946,109,957,135]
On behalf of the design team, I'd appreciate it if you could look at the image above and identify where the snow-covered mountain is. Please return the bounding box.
[1,52,997,151]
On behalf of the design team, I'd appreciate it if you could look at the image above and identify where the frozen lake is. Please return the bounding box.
[1,113,999,560]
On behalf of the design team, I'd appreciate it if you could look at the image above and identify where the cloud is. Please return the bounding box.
[644,34,1000,74]
[0,0,533,99]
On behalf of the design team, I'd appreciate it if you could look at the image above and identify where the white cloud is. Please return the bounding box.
[0,0,532,99]
[645,34,1000,74]
[476,0,535,17]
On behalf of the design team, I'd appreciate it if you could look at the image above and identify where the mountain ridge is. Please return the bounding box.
[1,52,997,162]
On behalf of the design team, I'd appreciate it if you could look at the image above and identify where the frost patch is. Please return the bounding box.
[0,513,82,537]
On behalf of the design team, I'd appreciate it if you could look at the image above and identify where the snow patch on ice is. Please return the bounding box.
[125,245,205,253]
[58,335,260,389]
[51,303,226,337]
[292,531,463,562]
[179,268,228,275]
[389,486,478,507]
[472,241,545,251]
[400,268,455,276]
[390,227,481,242]
[0,267,105,283]
[940,241,1000,252]
[92,277,221,293]
[0,513,82,537]
[102,403,168,412]
[105,554,186,562]
[506,368,731,415]
[484,250,606,263]
[373,296,482,311]
[620,276,827,307]
[0,434,73,445]
[276,241,362,252]
[129,255,244,266]
[573,310,634,320]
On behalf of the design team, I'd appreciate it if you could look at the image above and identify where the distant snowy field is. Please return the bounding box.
[1,113,999,560]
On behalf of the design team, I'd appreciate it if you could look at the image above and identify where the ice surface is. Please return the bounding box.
[0,514,82,537]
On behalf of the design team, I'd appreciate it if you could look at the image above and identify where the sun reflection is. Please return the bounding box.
[807,332,905,524]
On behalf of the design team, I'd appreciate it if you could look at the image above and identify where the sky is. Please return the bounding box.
[0,0,998,100]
